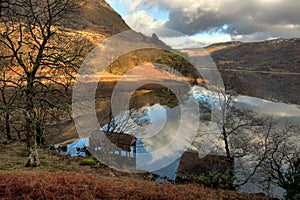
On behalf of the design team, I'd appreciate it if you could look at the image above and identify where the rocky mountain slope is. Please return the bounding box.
[76,0,299,105]
[44,0,300,105]
[58,0,300,106]
[205,38,300,104]
[62,0,130,35]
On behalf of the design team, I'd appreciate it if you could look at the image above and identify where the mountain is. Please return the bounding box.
[2,0,298,105]
[62,0,130,35]
[204,38,300,104]
[63,1,299,105]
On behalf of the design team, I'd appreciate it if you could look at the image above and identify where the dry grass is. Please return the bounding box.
[0,142,109,175]
[0,142,272,200]
[0,171,270,200]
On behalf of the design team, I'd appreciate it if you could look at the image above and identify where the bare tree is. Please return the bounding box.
[207,86,299,194]
[0,0,89,166]
[0,44,22,141]
[0,71,13,140]
[257,122,300,198]
[193,84,270,189]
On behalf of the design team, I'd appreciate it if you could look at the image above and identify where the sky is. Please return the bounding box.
[106,0,300,47]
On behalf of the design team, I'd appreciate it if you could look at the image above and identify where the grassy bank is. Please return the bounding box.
[0,142,272,200]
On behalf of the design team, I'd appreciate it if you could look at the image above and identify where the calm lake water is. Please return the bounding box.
[64,85,300,198]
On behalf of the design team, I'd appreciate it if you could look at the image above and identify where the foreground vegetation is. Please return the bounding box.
[0,142,271,200]
[0,171,272,200]
[0,1,299,199]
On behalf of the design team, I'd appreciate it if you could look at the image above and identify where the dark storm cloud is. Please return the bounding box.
[143,0,300,40]
[166,10,227,35]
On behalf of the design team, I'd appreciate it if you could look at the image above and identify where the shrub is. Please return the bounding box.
[177,170,234,190]
[79,158,97,166]
[281,157,300,200]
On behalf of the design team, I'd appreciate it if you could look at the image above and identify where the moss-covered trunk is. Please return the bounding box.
[26,131,40,167]
[25,79,40,167]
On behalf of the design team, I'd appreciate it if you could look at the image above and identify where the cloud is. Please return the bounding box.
[128,0,143,13]
[120,0,143,13]
[193,34,232,46]
[125,0,300,42]
[158,34,232,49]
[124,10,166,30]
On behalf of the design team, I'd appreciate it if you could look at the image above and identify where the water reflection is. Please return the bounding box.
[63,85,299,198]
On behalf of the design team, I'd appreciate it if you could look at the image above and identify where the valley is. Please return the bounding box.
[0,0,299,199]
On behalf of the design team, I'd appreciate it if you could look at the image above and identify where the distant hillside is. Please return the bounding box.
[61,2,300,104]
[205,38,300,104]
[3,0,298,104]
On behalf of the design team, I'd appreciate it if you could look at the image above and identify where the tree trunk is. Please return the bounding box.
[0,87,12,140]
[222,126,231,158]
[25,113,40,167]
[25,129,40,167]
[36,120,45,146]
[25,80,40,167]
[222,126,235,190]
[5,112,12,140]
